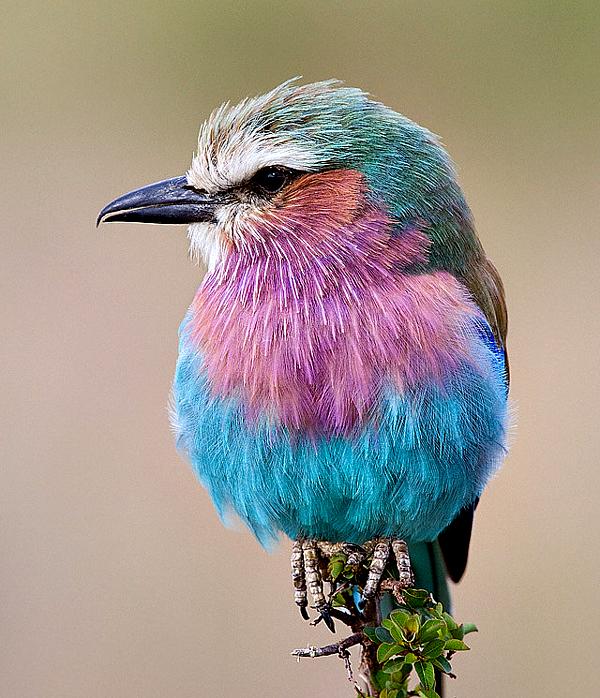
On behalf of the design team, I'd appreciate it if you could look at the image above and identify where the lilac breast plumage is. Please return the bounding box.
[171,171,507,544]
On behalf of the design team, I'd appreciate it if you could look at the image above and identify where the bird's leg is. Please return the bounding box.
[360,538,415,606]
[291,540,309,620]
[302,540,336,632]
[302,540,326,610]
[392,538,414,587]
[346,545,367,570]
[292,539,415,611]
[362,538,391,602]
[291,539,334,630]
[379,539,415,603]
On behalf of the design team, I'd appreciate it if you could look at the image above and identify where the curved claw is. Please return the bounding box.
[299,605,310,621]
[323,612,336,633]
[312,606,336,633]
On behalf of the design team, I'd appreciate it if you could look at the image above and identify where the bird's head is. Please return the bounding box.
[98,79,480,275]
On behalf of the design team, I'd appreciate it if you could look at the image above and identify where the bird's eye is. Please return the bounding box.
[250,166,291,195]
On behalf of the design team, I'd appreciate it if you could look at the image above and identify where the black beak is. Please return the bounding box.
[96,176,218,226]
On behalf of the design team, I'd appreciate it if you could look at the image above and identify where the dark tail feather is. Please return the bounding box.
[438,500,478,583]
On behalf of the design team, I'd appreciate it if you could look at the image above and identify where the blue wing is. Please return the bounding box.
[438,315,508,582]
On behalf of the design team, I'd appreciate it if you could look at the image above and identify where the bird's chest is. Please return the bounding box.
[173,307,506,544]
[182,303,376,436]
[178,269,476,438]
[172,271,506,543]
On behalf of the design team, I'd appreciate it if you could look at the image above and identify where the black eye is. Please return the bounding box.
[250,166,291,195]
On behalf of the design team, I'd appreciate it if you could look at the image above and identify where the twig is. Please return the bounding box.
[291,632,363,658]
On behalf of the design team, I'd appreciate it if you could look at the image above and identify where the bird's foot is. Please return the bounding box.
[292,538,414,624]
[291,539,333,630]
[291,539,367,632]
[362,538,415,606]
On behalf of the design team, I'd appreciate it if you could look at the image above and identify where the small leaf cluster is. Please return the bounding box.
[328,552,369,611]
[329,553,362,584]
[363,589,477,698]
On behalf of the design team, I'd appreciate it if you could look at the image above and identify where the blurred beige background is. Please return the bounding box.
[2,2,599,696]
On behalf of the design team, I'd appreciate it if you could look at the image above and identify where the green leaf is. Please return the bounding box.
[343,566,356,579]
[394,662,413,684]
[404,652,417,664]
[432,655,452,674]
[331,592,346,607]
[405,614,420,636]
[382,618,395,631]
[329,553,346,564]
[389,609,410,627]
[377,642,400,663]
[442,612,458,631]
[363,626,378,642]
[382,657,406,674]
[403,588,430,609]
[445,639,470,652]
[462,623,478,635]
[375,627,394,644]
[415,660,435,689]
[385,611,410,643]
[419,619,445,643]
[373,669,390,691]
[381,688,401,698]
[422,639,446,659]
[389,625,407,644]
[330,559,345,581]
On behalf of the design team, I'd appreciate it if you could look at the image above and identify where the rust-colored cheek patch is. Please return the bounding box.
[272,169,366,230]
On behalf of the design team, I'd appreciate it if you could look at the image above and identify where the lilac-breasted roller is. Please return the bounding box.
[98,80,508,639]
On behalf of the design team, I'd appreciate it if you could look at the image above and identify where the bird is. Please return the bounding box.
[98,78,508,668]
